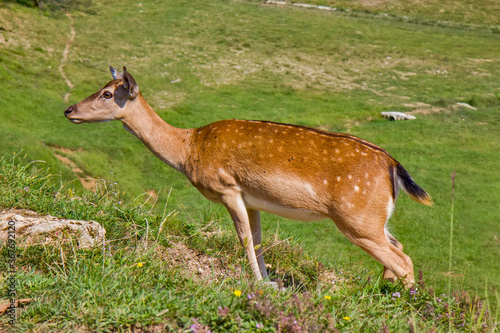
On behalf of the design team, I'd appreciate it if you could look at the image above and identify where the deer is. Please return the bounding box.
[64,66,432,286]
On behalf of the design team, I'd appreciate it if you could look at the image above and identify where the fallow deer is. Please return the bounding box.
[65,67,432,285]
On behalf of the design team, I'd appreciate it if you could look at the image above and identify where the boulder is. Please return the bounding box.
[0,209,106,248]
[381,111,417,121]
[454,102,477,111]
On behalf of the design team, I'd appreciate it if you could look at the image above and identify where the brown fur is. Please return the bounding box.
[65,67,432,285]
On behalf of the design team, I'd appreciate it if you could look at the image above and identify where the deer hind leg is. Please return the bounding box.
[383,229,405,283]
[332,214,415,286]
[222,193,263,280]
[247,209,269,279]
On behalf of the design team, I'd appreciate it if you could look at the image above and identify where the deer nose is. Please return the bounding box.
[64,105,75,117]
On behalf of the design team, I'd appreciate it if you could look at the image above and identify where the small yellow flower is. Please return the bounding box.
[343,316,351,321]
[324,295,331,300]
[137,262,144,268]
[234,290,242,297]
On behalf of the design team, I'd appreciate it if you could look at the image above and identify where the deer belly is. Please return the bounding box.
[243,194,327,221]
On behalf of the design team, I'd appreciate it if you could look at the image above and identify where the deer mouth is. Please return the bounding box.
[68,118,85,124]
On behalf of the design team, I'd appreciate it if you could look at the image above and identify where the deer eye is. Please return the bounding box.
[103,91,113,99]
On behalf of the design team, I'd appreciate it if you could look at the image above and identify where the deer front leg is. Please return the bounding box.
[247,209,269,279]
[222,193,263,280]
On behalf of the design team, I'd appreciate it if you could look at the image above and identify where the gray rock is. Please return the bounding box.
[455,102,477,111]
[381,112,417,121]
[0,209,106,248]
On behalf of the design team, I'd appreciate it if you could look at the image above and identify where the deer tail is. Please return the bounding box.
[392,162,432,206]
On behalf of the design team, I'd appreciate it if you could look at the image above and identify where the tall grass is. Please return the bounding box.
[448,171,456,296]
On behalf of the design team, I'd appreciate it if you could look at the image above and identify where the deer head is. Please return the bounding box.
[64,66,139,124]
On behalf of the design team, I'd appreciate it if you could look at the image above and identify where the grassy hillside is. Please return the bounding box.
[0,0,499,329]
[0,155,497,331]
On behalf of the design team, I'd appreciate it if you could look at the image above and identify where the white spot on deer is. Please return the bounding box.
[304,183,316,198]
[337,176,341,182]
[386,196,395,220]
[348,174,352,180]
[354,185,360,192]
[323,179,328,185]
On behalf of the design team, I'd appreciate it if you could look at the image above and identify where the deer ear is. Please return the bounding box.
[122,66,139,100]
[110,66,123,80]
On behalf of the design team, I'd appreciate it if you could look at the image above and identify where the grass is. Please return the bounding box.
[0,155,498,331]
[0,0,499,330]
[287,0,500,28]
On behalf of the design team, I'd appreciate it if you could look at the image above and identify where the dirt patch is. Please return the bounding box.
[156,241,246,281]
[53,153,97,191]
[404,102,445,115]
[46,144,96,191]
[48,144,83,154]
[59,13,75,103]
[405,101,479,116]
[150,90,186,110]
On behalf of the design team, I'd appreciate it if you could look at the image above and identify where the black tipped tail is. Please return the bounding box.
[394,163,432,206]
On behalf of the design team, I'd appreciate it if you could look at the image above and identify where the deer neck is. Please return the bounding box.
[120,95,191,173]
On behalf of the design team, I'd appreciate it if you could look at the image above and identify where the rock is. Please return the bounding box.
[454,102,477,111]
[0,209,106,248]
[264,0,288,5]
[381,112,417,121]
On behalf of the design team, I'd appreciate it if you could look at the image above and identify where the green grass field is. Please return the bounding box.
[1,0,499,330]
